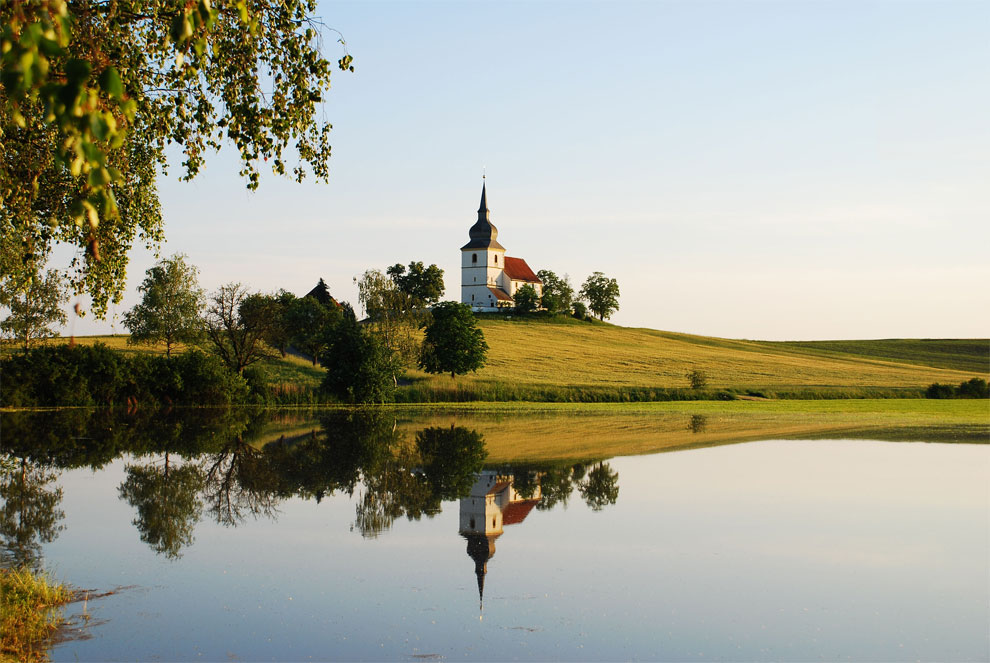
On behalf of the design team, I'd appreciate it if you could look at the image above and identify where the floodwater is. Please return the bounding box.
[1,409,987,662]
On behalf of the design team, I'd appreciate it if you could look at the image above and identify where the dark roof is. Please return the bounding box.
[304,279,339,308]
[502,500,539,526]
[503,257,541,283]
[461,182,506,251]
[488,287,512,302]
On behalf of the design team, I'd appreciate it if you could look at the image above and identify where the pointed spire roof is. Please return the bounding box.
[461,182,505,251]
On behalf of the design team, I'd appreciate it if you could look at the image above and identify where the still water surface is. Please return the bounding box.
[2,410,987,661]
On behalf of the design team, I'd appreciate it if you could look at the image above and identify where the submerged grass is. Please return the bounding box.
[0,568,72,662]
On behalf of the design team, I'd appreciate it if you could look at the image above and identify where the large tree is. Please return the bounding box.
[0,268,68,351]
[319,312,398,404]
[386,261,445,308]
[356,268,426,367]
[201,283,276,374]
[513,283,540,314]
[579,272,620,321]
[123,254,204,357]
[1,0,352,316]
[418,301,488,379]
[537,269,574,315]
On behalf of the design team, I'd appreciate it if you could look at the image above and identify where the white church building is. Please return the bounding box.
[461,183,542,311]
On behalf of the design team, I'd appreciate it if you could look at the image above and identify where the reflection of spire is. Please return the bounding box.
[464,532,496,613]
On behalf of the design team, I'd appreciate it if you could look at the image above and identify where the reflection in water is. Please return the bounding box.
[0,458,66,567]
[689,414,707,433]
[459,471,541,615]
[118,454,204,559]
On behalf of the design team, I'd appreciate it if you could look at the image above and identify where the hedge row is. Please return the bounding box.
[1,344,250,408]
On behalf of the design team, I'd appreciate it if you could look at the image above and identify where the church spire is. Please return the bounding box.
[461,180,504,251]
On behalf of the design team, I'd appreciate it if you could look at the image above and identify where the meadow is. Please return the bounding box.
[4,319,986,403]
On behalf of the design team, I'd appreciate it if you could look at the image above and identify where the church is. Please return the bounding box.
[461,183,542,311]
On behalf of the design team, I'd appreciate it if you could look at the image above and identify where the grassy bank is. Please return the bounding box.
[0,568,71,662]
[4,324,986,404]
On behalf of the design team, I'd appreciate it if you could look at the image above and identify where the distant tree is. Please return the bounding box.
[513,284,540,314]
[319,313,399,404]
[285,295,340,366]
[261,290,298,358]
[118,455,204,559]
[387,261,445,307]
[686,369,708,389]
[356,269,427,367]
[419,301,488,379]
[579,461,619,511]
[123,255,204,357]
[571,301,588,320]
[201,283,276,374]
[1,269,68,352]
[537,270,574,315]
[579,272,620,321]
[957,377,989,399]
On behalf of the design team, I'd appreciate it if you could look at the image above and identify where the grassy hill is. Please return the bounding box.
[401,318,987,398]
[5,321,986,401]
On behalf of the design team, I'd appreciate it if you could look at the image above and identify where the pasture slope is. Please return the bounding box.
[404,318,987,392]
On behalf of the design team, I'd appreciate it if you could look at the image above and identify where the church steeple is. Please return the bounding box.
[461,181,505,251]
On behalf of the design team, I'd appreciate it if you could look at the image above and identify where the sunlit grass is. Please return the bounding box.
[0,568,72,662]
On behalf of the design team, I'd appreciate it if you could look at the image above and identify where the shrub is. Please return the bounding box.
[571,302,588,320]
[957,377,989,399]
[925,382,956,399]
[686,369,708,389]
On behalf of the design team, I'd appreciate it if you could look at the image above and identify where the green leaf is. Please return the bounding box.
[98,67,123,99]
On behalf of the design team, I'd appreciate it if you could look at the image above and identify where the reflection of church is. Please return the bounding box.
[459,470,541,613]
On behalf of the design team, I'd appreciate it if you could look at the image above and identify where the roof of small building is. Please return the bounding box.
[487,286,513,302]
[502,499,540,526]
[503,257,541,283]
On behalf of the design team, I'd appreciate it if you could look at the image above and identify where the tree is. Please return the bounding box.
[415,426,487,501]
[686,369,708,389]
[537,270,574,315]
[0,268,67,351]
[1,0,353,316]
[201,283,276,374]
[356,268,426,367]
[122,254,203,357]
[0,458,66,567]
[419,301,488,379]
[513,284,540,314]
[571,301,588,320]
[285,294,340,366]
[387,261,445,307]
[579,272,620,321]
[319,312,399,404]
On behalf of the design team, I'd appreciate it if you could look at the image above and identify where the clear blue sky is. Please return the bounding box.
[64,0,989,341]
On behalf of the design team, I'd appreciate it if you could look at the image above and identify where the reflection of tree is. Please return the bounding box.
[579,462,620,511]
[416,426,487,501]
[689,414,707,434]
[202,440,281,527]
[353,425,487,538]
[0,458,65,567]
[535,467,576,511]
[118,454,204,559]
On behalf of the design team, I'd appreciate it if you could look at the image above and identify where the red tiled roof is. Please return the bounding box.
[502,499,539,526]
[503,257,541,283]
[487,481,512,496]
[487,287,513,302]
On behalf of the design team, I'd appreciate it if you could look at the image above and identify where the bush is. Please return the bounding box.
[571,302,588,320]
[686,369,708,389]
[957,377,989,399]
[0,345,249,408]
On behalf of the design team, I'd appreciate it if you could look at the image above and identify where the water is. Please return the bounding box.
[2,410,987,661]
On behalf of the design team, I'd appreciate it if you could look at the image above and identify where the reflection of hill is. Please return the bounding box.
[395,404,988,464]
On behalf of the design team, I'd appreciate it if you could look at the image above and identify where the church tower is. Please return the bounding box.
[461,182,509,310]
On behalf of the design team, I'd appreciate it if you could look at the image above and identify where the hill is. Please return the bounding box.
[401,318,987,397]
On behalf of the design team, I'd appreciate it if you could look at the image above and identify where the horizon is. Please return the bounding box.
[28,1,990,342]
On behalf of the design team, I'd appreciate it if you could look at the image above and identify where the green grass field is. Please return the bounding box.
[402,318,987,395]
[5,321,986,401]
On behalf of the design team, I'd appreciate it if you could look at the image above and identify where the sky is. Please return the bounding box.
[57,1,989,341]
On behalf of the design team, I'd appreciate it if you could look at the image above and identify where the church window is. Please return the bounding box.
[472,253,477,263]
[494,255,498,264]
[470,518,475,529]
[492,517,496,528]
